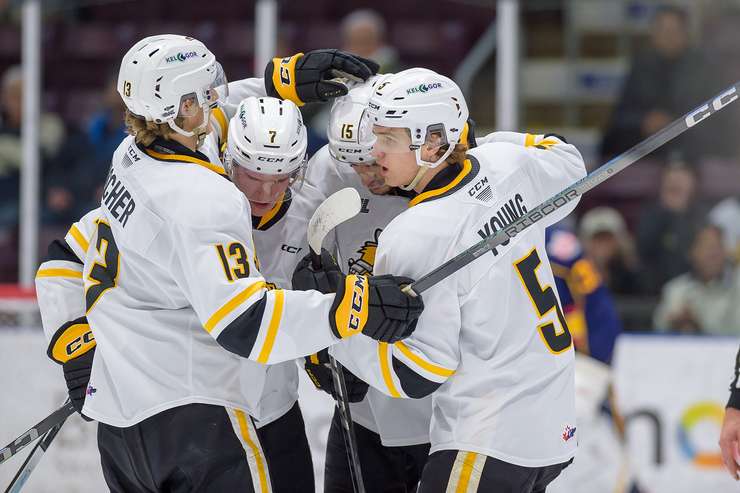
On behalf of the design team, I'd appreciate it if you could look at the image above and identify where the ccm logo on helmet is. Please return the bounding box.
[685,87,738,128]
[257,156,285,162]
[348,276,367,332]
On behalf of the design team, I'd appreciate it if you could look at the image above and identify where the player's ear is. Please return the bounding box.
[421,131,445,161]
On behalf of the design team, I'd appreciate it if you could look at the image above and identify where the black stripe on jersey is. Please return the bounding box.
[252,188,293,231]
[215,295,268,358]
[411,155,480,206]
[391,356,442,398]
[46,239,83,264]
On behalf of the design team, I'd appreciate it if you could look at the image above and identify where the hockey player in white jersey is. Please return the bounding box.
[295,68,587,492]
[34,34,422,492]
[223,95,330,491]
[304,80,458,492]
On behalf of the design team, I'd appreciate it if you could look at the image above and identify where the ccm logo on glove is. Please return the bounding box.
[333,274,369,338]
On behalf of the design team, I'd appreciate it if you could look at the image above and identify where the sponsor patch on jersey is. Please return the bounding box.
[86,384,97,397]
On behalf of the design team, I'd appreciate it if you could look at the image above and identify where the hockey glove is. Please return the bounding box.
[331,274,423,343]
[265,49,380,106]
[292,249,343,294]
[47,318,96,421]
[304,349,369,403]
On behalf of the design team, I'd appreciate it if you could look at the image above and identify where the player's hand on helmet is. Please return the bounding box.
[265,49,380,106]
[292,248,343,294]
[330,274,424,343]
[304,349,369,403]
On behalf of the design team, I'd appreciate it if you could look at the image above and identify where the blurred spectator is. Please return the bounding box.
[0,65,65,228]
[43,71,125,226]
[654,225,740,335]
[600,6,710,160]
[580,206,641,295]
[636,161,705,293]
[341,9,400,73]
[547,224,622,363]
[709,194,740,263]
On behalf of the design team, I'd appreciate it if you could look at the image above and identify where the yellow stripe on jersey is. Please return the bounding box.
[68,224,89,253]
[143,148,227,177]
[36,268,83,279]
[257,192,286,230]
[379,342,401,398]
[205,281,267,333]
[409,159,473,208]
[235,409,270,493]
[394,341,455,377]
[212,106,228,139]
[256,289,285,363]
[524,133,536,147]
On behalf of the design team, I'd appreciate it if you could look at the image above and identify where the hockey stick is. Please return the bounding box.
[4,412,68,493]
[0,400,75,466]
[307,187,366,493]
[403,82,740,296]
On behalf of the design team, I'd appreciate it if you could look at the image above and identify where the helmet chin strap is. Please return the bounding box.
[168,106,211,148]
[399,165,429,191]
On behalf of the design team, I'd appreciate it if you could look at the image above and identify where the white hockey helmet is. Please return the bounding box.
[327,76,380,165]
[359,67,469,169]
[225,96,308,177]
[117,34,228,139]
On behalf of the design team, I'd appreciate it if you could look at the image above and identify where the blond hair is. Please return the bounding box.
[124,110,184,146]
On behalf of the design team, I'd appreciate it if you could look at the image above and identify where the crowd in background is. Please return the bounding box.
[1,1,740,335]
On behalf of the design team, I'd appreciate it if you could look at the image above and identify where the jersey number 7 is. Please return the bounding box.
[514,247,572,354]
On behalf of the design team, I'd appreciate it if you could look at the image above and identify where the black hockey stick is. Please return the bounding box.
[404,82,740,296]
[307,188,366,493]
[0,400,75,466]
[4,412,68,493]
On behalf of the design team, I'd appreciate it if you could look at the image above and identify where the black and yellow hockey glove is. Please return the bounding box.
[265,49,380,106]
[292,248,343,294]
[47,317,96,420]
[304,349,369,403]
[330,274,423,343]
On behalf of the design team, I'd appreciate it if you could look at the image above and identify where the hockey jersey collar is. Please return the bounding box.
[252,188,293,231]
[139,137,228,178]
[408,155,480,207]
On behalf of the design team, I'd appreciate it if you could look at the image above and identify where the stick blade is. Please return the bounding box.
[308,188,362,254]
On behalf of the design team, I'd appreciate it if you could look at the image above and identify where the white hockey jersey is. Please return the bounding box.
[36,131,353,428]
[332,133,586,466]
[249,183,327,427]
[305,145,432,446]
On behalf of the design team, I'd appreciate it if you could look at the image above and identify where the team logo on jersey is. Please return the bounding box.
[86,384,97,397]
[562,425,576,442]
[348,228,382,275]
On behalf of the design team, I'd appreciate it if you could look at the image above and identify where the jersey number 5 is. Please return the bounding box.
[86,220,121,313]
[514,248,572,354]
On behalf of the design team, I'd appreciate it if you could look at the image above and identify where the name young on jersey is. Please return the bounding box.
[476,193,527,256]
